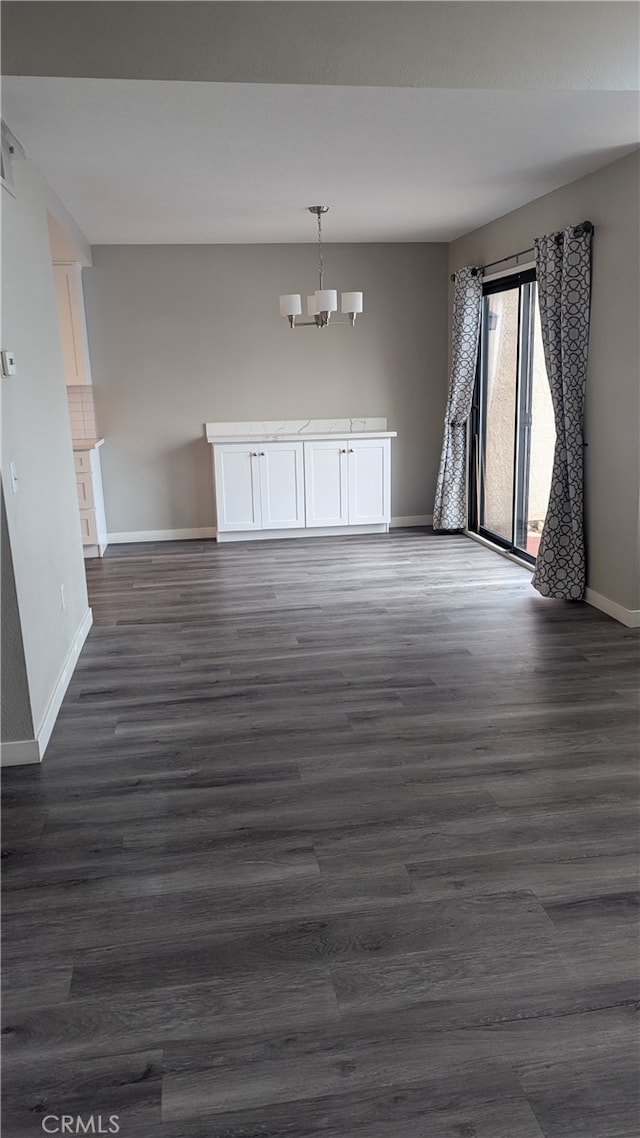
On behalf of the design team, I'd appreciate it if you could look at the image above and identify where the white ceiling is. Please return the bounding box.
[2,76,638,244]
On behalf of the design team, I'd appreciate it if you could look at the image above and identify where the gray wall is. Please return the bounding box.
[83,243,449,534]
[1,152,91,737]
[1,488,33,742]
[449,150,640,614]
[4,2,637,91]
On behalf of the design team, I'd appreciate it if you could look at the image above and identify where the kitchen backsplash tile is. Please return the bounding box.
[67,385,97,440]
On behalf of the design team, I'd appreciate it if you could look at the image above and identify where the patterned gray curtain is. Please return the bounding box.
[433,266,483,530]
[532,223,593,600]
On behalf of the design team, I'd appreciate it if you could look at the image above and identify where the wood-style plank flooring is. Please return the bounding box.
[2,529,639,1137]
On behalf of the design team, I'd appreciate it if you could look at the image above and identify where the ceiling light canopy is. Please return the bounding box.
[279,207,363,330]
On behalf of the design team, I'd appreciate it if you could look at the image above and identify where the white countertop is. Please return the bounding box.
[207,431,397,443]
[72,438,104,451]
[205,418,396,444]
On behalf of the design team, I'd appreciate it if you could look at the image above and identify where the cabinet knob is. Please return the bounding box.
[259,451,265,456]
[251,451,258,457]
[349,448,354,453]
[340,448,347,454]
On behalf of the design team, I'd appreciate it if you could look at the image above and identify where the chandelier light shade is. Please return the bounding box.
[279,206,363,330]
[341,291,363,315]
[279,294,302,317]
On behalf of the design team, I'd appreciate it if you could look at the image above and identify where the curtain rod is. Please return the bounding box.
[450,220,593,282]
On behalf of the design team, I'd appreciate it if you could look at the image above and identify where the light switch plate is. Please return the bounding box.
[1,350,17,376]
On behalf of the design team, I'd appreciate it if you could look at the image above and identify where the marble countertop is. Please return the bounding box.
[72,438,104,451]
[205,418,396,444]
[208,432,397,443]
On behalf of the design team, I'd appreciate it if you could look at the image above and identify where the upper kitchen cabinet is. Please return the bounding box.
[53,261,92,385]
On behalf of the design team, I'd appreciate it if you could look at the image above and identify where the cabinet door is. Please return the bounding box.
[79,509,98,544]
[53,262,92,385]
[259,443,305,529]
[347,438,391,524]
[76,471,95,509]
[214,445,262,531]
[74,452,91,473]
[304,440,349,527]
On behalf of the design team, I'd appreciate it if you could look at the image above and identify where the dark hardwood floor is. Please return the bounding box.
[2,529,639,1137]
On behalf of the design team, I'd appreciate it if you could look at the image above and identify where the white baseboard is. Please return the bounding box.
[216,523,390,543]
[108,522,434,544]
[107,527,216,543]
[585,588,640,628]
[391,515,433,528]
[1,607,93,767]
[36,607,93,755]
[0,738,41,766]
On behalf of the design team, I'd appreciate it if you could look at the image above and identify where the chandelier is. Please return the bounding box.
[279,206,363,330]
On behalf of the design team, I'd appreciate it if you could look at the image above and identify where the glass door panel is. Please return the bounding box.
[525,299,555,556]
[482,289,518,542]
[469,271,554,564]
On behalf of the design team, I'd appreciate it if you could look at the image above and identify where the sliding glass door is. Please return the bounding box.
[469,270,555,562]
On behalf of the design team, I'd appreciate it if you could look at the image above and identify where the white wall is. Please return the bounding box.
[449,150,640,618]
[82,242,449,536]
[1,151,92,755]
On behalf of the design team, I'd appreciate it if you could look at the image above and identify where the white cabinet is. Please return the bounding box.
[214,442,305,534]
[303,440,349,527]
[53,262,92,386]
[209,426,395,543]
[74,445,108,557]
[348,438,392,524]
[304,438,391,528]
[259,443,306,529]
[214,446,261,532]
